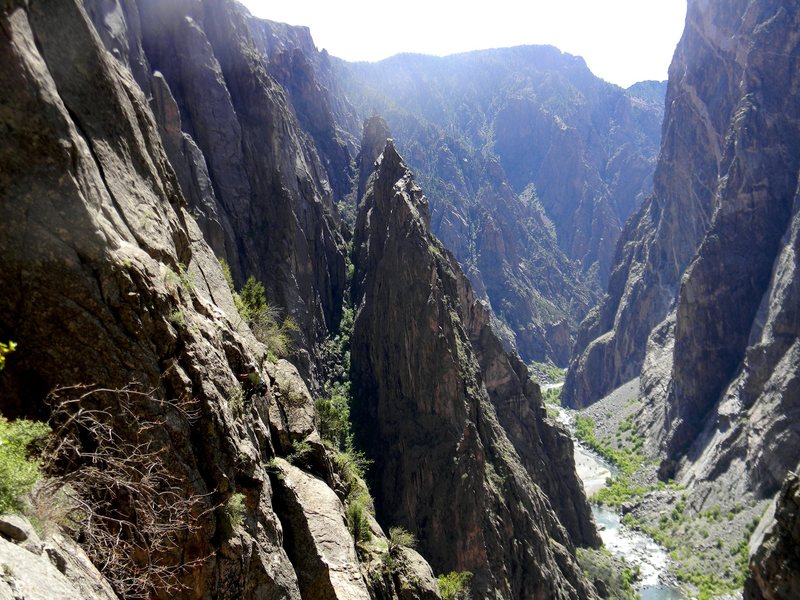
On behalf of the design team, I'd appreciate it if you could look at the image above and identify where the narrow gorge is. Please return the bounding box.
[0,0,797,599]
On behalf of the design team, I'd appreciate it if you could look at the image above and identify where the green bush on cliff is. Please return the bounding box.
[315,390,351,450]
[0,417,50,513]
[437,571,473,600]
[346,497,372,544]
[218,259,296,358]
[223,492,246,529]
[317,304,355,451]
[0,340,15,371]
[387,526,416,554]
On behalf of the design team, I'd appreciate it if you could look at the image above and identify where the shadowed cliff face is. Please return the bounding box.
[562,0,742,409]
[0,1,303,594]
[0,1,445,598]
[82,0,349,382]
[564,0,800,550]
[336,48,665,364]
[350,140,599,599]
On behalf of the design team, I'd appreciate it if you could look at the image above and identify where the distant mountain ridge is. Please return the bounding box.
[331,46,665,364]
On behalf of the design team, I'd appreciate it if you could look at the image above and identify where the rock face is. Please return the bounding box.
[350,140,599,599]
[271,459,371,600]
[564,0,800,525]
[81,0,349,382]
[0,1,438,598]
[746,471,800,600]
[337,48,665,364]
[0,515,118,600]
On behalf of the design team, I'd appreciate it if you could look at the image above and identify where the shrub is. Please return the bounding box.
[226,271,297,359]
[541,387,562,406]
[168,309,185,327]
[286,440,313,466]
[437,571,473,600]
[334,448,371,490]
[387,526,416,554]
[0,340,15,371]
[315,392,350,450]
[224,493,245,529]
[347,497,371,544]
[43,385,206,599]
[0,417,50,513]
[163,263,194,298]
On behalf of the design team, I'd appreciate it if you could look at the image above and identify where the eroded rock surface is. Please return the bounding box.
[0,2,437,598]
[746,471,800,599]
[563,0,800,578]
[351,140,598,599]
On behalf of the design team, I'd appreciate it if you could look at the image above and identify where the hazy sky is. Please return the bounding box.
[238,0,687,88]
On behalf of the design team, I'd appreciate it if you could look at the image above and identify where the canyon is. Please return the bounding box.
[0,0,798,599]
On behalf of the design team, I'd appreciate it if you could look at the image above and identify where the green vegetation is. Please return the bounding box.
[315,391,351,449]
[346,496,372,544]
[674,567,738,600]
[316,305,355,450]
[574,412,682,507]
[0,341,15,371]
[576,547,640,600]
[542,386,562,406]
[0,417,50,513]
[623,496,763,598]
[286,440,313,466]
[164,263,195,300]
[574,415,643,476]
[578,399,766,600]
[530,361,565,383]
[594,476,651,508]
[219,258,297,359]
[387,526,416,554]
[168,309,185,327]
[437,571,473,600]
[223,492,246,529]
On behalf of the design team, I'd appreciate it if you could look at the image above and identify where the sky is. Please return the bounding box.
[238,0,687,88]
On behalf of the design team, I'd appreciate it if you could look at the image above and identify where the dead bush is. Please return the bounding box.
[42,385,210,599]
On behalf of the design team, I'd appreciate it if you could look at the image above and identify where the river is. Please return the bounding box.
[545,384,686,599]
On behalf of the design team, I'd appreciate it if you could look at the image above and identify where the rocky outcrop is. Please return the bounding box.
[0,1,301,595]
[250,18,356,201]
[0,515,118,600]
[271,459,372,600]
[745,471,800,599]
[336,48,664,364]
[350,140,599,599]
[356,115,391,202]
[564,0,800,527]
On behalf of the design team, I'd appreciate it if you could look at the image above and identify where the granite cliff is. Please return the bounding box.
[350,139,599,598]
[746,470,800,600]
[0,1,437,597]
[0,0,603,598]
[82,0,352,384]
[561,0,800,591]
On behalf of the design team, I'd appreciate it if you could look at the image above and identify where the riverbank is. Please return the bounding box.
[560,377,767,600]
[551,381,687,598]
